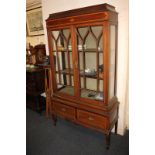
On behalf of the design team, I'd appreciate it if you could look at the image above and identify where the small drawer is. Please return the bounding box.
[77,110,107,130]
[53,102,75,120]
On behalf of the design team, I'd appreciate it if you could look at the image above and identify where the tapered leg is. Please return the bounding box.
[115,121,118,134]
[46,97,50,117]
[52,114,57,126]
[105,133,111,150]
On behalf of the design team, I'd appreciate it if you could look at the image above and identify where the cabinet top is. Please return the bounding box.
[47,3,117,21]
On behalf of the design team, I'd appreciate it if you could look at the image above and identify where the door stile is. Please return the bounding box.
[47,28,57,92]
[103,21,110,105]
[71,25,80,98]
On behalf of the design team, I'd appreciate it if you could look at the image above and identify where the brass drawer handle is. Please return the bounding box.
[88,116,94,121]
[61,108,66,112]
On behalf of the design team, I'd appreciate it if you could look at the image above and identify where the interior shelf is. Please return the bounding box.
[78,48,103,53]
[58,85,74,96]
[81,89,103,101]
[52,48,103,53]
[80,70,103,80]
[55,69,103,79]
[56,69,73,75]
[57,85,103,101]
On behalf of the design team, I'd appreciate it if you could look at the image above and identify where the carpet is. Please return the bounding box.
[26,108,129,155]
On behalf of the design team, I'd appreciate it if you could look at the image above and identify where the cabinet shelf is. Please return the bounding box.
[55,69,103,79]
[80,70,103,80]
[52,48,103,53]
[81,89,103,101]
[57,85,103,101]
[78,48,103,53]
[56,69,73,75]
[58,85,74,96]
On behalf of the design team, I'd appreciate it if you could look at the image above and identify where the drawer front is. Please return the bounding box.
[53,102,75,120]
[77,110,107,130]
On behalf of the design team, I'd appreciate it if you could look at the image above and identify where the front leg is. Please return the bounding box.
[105,132,111,149]
[52,113,57,126]
[115,120,118,134]
[46,94,51,118]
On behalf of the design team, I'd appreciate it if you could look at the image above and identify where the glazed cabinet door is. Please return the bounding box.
[48,23,117,104]
[75,25,104,104]
[50,28,75,97]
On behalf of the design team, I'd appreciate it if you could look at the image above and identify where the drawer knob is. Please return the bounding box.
[61,108,66,112]
[88,116,94,121]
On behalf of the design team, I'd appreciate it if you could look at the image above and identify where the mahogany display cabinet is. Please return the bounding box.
[46,3,119,149]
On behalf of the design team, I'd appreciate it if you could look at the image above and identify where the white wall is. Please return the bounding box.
[42,0,129,135]
[26,35,45,46]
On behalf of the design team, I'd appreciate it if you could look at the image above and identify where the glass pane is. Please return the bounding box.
[109,25,116,99]
[51,29,74,96]
[76,26,104,101]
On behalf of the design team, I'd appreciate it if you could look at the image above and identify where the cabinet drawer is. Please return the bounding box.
[77,110,107,130]
[53,102,76,120]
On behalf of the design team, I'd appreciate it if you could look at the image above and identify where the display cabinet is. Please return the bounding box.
[46,3,119,149]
